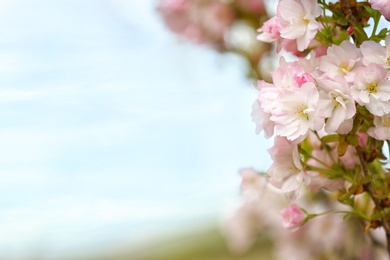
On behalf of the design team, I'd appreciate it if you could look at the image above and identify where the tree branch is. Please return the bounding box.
[356,146,390,257]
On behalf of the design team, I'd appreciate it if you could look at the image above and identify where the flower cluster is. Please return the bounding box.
[159,0,390,258]
[257,0,325,56]
[248,0,390,257]
[253,35,390,197]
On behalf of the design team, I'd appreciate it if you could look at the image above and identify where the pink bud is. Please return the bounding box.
[347,26,354,35]
[280,204,306,230]
[293,73,315,87]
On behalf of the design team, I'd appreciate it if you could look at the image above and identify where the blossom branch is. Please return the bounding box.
[356,146,390,257]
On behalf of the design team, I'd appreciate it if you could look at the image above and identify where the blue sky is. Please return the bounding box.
[0,0,271,258]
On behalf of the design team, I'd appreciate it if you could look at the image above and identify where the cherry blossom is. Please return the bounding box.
[370,0,390,21]
[271,58,302,90]
[351,63,390,116]
[251,99,274,138]
[280,204,306,230]
[251,80,278,138]
[271,82,323,141]
[257,16,280,43]
[319,41,363,82]
[160,0,390,257]
[267,136,306,198]
[317,76,356,134]
[361,35,390,69]
[368,113,390,140]
[276,0,321,51]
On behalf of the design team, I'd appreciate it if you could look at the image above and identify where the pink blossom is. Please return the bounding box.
[370,0,390,20]
[271,58,304,90]
[361,34,390,69]
[267,137,306,199]
[293,73,316,87]
[251,81,278,138]
[317,76,356,134]
[257,16,281,43]
[351,63,390,116]
[252,64,314,139]
[319,41,363,82]
[277,0,321,51]
[368,113,390,140]
[251,99,274,138]
[258,18,324,56]
[257,80,278,111]
[271,82,324,141]
[269,57,317,91]
[280,204,306,230]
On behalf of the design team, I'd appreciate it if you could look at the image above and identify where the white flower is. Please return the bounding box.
[271,82,324,141]
[251,81,278,138]
[257,16,280,43]
[360,35,390,69]
[351,63,390,116]
[277,0,321,51]
[368,113,390,140]
[370,0,390,20]
[267,136,306,200]
[317,76,356,134]
[251,99,274,138]
[319,41,363,82]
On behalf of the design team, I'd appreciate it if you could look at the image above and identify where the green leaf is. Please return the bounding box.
[373,28,389,41]
[363,6,381,22]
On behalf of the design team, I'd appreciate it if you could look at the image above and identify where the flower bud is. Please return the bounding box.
[281,204,306,230]
[347,26,354,35]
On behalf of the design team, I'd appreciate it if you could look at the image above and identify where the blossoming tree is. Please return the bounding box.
[159,0,390,258]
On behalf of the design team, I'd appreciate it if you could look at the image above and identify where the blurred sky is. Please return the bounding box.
[0,0,271,258]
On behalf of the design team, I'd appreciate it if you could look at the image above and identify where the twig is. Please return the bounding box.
[356,146,390,257]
